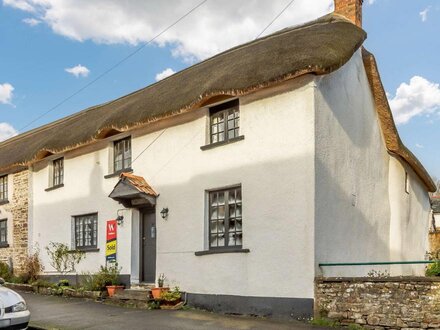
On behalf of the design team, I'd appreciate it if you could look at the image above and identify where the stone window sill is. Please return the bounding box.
[200,135,245,151]
[195,247,250,256]
[0,243,10,249]
[72,247,100,253]
[0,200,9,206]
[45,184,64,192]
[104,168,133,179]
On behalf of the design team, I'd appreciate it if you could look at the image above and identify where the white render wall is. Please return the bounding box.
[388,157,431,275]
[313,50,431,277]
[30,76,317,299]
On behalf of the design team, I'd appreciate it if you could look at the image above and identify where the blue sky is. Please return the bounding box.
[0,0,439,179]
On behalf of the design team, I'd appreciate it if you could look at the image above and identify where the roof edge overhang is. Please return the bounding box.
[361,47,436,192]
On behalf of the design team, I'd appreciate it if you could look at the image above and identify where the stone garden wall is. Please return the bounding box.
[315,277,440,329]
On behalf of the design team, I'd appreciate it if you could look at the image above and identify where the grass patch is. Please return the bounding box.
[310,317,341,328]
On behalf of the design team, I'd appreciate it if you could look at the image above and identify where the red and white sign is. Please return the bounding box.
[106,220,117,241]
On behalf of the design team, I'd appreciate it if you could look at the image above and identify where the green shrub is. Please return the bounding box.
[80,264,121,291]
[160,286,181,303]
[0,261,12,282]
[31,279,53,288]
[57,279,69,287]
[309,317,340,328]
[347,324,364,330]
[426,261,440,276]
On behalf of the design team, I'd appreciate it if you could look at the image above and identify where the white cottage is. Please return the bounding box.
[0,0,436,318]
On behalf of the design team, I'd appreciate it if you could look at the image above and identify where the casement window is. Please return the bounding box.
[209,100,240,144]
[0,176,7,202]
[405,171,410,194]
[209,186,242,249]
[0,219,7,246]
[114,137,132,173]
[53,158,64,186]
[74,213,98,250]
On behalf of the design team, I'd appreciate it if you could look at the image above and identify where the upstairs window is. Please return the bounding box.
[0,176,7,202]
[114,137,132,173]
[74,213,98,250]
[210,100,240,144]
[405,171,410,194]
[53,158,64,187]
[209,186,242,249]
[0,219,7,246]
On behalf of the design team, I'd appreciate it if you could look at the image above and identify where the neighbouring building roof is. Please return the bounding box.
[0,12,435,192]
[432,198,440,213]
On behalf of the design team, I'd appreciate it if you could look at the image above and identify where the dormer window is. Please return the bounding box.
[114,137,132,173]
[210,99,240,144]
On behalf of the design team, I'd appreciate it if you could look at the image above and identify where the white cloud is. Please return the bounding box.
[22,17,41,26]
[388,76,440,125]
[65,64,90,78]
[0,123,18,142]
[2,0,333,61]
[0,83,14,105]
[416,143,424,149]
[3,0,35,12]
[367,0,376,5]
[155,68,175,81]
[420,7,430,22]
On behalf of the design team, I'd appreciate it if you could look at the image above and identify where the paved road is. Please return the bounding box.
[20,291,324,330]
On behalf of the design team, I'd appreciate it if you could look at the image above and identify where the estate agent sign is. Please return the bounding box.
[106,220,117,263]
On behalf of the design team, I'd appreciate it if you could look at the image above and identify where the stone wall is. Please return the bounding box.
[0,170,29,274]
[429,232,440,257]
[315,277,440,329]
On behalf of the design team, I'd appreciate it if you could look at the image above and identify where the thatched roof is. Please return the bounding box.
[362,48,436,192]
[0,12,434,192]
[0,13,365,172]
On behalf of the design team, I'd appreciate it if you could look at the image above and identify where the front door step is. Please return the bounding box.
[113,289,151,301]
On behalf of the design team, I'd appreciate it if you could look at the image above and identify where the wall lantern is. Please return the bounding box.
[160,207,169,219]
[116,209,125,225]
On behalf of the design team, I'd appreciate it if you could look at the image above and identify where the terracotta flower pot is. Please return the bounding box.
[151,287,169,299]
[106,285,124,297]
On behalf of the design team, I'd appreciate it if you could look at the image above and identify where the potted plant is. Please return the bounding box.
[102,263,124,297]
[151,273,169,299]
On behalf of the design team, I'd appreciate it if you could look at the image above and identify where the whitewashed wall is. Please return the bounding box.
[0,174,14,254]
[31,146,134,275]
[30,76,317,299]
[388,157,431,275]
[313,50,431,277]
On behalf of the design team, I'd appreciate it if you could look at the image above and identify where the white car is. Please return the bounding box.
[0,278,30,329]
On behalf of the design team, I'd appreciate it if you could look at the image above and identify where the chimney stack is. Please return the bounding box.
[334,0,364,27]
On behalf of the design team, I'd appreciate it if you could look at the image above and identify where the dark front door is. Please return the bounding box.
[141,210,156,283]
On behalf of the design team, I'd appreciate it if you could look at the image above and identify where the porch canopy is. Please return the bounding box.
[109,172,158,208]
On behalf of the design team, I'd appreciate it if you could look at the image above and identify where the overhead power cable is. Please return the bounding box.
[255,0,295,39]
[19,0,208,132]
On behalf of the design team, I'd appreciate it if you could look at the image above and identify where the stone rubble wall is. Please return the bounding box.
[315,277,440,329]
[0,170,29,274]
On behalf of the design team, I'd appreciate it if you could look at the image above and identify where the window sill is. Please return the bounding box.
[0,243,10,249]
[45,184,64,192]
[0,200,9,206]
[71,248,100,253]
[200,135,245,151]
[195,247,250,256]
[104,168,133,179]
